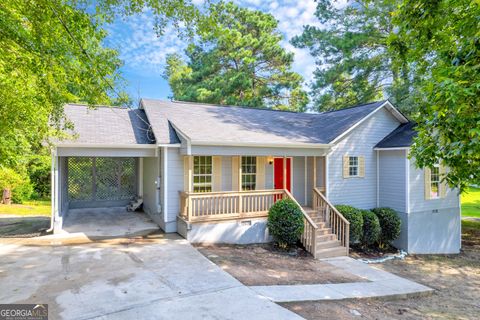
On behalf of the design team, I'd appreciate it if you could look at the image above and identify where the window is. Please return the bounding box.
[349,156,359,177]
[242,156,256,191]
[430,164,440,199]
[193,156,212,192]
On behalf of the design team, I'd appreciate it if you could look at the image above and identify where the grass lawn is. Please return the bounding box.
[0,199,51,216]
[461,187,480,218]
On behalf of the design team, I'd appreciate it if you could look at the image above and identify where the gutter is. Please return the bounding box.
[191,140,332,149]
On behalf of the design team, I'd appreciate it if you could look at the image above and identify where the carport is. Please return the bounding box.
[50,104,163,236]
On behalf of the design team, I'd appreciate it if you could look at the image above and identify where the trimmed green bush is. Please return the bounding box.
[335,205,363,244]
[372,207,402,248]
[267,199,304,249]
[361,210,381,247]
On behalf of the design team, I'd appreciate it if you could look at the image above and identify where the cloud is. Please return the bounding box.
[104,1,322,89]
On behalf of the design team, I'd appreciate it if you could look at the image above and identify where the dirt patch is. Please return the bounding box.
[0,216,50,238]
[282,221,480,319]
[195,243,365,286]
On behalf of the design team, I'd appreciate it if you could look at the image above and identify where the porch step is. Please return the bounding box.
[316,234,337,242]
[315,239,342,250]
[316,227,332,235]
[315,246,348,259]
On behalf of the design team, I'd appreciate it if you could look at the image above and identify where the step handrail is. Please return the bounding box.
[283,189,318,229]
[313,187,350,254]
[284,189,318,257]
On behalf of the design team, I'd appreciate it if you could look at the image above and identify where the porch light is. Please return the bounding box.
[267,156,274,165]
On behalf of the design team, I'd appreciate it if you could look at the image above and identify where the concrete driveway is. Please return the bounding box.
[61,207,159,238]
[0,234,301,320]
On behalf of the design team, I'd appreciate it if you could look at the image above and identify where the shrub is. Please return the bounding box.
[361,210,381,247]
[27,155,51,199]
[372,207,402,248]
[267,199,304,249]
[0,167,32,204]
[335,205,363,244]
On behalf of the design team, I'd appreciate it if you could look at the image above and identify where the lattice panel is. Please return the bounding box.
[95,158,136,200]
[68,157,136,202]
[68,157,94,201]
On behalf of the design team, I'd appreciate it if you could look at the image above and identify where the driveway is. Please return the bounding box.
[0,234,301,320]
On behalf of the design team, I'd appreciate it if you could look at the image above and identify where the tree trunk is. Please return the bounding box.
[2,188,11,205]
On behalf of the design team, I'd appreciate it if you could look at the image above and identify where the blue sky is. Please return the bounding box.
[103,0,325,103]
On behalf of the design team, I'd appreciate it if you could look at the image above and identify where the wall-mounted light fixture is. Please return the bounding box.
[267,156,274,165]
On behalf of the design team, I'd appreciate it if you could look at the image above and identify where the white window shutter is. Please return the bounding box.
[212,156,222,191]
[424,168,431,200]
[343,155,349,178]
[256,156,266,190]
[231,156,240,191]
[359,156,365,177]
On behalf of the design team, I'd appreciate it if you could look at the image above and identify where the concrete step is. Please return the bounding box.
[315,246,348,259]
[315,239,342,250]
[316,234,336,242]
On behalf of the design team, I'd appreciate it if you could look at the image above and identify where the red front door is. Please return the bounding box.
[274,158,291,192]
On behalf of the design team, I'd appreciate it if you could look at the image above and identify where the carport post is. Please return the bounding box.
[138,158,144,197]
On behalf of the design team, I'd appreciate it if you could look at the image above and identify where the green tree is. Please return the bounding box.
[388,0,480,189]
[0,0,202,171]
[164,2,308,111]
[291,0,412,112]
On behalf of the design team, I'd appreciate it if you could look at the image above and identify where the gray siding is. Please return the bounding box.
[378,150,407,213]
[409,159,460,212]
[292,157,306,206]
[142,157,159,218]
[166,148,184,231]
[221,156,233,191]
[328,108,401,209]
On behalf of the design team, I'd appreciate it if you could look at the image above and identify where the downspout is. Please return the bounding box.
[47,147,56,232]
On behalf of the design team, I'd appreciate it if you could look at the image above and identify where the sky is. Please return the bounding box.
[103,0,322,103]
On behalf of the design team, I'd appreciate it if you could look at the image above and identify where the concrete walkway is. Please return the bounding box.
[250,256,433,302]
[0,234,301,320]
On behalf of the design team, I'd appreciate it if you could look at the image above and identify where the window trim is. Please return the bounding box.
[241,156,257,191]
[193,156,213,193]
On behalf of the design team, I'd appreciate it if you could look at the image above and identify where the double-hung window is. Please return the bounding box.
[430,164,440,199]
[241,156,256,191]
[348,156,359,177]
[193,156,212,192]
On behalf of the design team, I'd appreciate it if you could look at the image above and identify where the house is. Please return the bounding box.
[50,99,461,257]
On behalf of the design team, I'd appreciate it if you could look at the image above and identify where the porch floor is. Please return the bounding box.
[61,207,159,238]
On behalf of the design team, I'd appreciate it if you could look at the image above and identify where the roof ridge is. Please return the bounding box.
[142,98,305,115]
[65,103,129,110]
[319,100,386,114]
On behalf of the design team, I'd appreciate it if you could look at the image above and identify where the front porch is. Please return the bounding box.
[176,154,349,259]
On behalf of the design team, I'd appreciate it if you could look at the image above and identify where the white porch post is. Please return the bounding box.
[162,147,168,223]
[138,158,144,198]
[283,156,287,189]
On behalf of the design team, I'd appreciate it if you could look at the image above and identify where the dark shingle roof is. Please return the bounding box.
[61,104,155,145]
[375,122,417,148]
[140,99,389,145]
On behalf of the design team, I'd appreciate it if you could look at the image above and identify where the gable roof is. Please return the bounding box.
[59,104,156,145]
[375,122,417,149]
[140,99,407,147]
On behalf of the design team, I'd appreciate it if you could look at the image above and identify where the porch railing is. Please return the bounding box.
[179,189,319,257]
[312,187,350,253]
[179,189,287,222]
